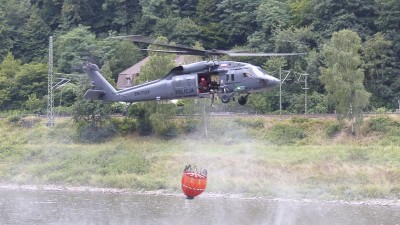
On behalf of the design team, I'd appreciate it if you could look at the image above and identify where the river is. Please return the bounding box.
[0,186,399,225]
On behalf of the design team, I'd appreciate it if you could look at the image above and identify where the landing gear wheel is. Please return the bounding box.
[238,96,247,105]
[221,94,230,103]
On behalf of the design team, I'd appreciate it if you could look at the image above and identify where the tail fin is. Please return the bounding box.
[83,63,118,101]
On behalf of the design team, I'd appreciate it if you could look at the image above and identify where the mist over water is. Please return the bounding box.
[175,115,400,225]
[1,187,399,225]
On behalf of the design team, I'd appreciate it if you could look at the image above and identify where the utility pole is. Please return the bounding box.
[279,69,292,116]
[46,36,54,127]
[303,73,309,117]
[279,67,282,116]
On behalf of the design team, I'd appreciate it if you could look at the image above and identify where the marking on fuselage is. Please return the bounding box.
[134,90,150,96]
[175,88,195,95]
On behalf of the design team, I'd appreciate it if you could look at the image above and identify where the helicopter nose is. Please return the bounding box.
[267,76,280,87]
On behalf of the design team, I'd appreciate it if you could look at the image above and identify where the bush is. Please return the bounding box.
[291,117,310,124]
[234,118,264,128]
[150,113,178,139]
[367,116,395,133]
[267,124,307,145]
[76,122,118,143]
[181,119,198,134]
[53,106,74,116]
[19,116,41,128]
[138,120,153,136]
[110,117,137,135]
[7,115,21,125]
[159,123,178,139]
[326,122,342,138]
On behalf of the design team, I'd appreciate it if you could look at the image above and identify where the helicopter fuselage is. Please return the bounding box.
[84,60,280,105]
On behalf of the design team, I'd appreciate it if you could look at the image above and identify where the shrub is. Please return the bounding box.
[234,118,264,128]
[7,115,21,125]
[181,119,198,134]
[367,116,394,133]
[291,117,310,124]
[326,122,342,138]
[138,120,153,136]
[53,106,74,116]
[76,122,118,143]
[110,117,137,135]
[267,124,307,145]
[19,116,41,128]
[150,113,178,139]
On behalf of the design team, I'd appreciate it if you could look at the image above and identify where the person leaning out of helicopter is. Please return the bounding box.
[199,77,208,93]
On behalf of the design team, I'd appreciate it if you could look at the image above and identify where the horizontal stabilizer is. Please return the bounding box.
[83,89,105,100]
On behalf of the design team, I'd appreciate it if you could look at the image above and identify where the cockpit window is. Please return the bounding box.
[257,67,268,74]
[250,66,267,77]
[243,68,252,77]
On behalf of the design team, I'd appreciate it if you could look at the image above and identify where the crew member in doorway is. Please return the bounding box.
[199,77,208,93]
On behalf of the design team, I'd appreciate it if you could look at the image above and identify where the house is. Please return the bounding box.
[116,55,187,90]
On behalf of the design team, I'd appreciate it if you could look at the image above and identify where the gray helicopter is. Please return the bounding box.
[83,35,304,105]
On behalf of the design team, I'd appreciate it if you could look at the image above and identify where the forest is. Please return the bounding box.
[1,0,400,120]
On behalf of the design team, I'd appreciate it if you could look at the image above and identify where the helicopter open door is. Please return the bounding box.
[197,73,220,94]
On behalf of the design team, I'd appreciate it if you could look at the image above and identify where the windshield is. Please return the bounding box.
[250,66,267,77]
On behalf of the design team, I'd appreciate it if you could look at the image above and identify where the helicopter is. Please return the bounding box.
[83,35,305,105]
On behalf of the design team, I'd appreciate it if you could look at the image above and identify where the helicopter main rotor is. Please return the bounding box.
[111,35,307,58]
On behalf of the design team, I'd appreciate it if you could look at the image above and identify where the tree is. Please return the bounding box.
[26,93,44,114]
[128,36,177,136]
[101,0,141,34]
[0,0,32,61]
[61,0,102,29]
[169,0,198,18]
[256,0,291,37]
[309,0,377,39]
[170,18,201,46]
[98,34,143,82]
[320,30,371,133]
[216,0,260,47]
[247,0,292,53]
[136,37,176,83]
[21,9,51,63]
[375,0,400,32]
[289,0,313,27]
[375,0,400,109]
[54,26,100,73]
[12,62,48,109]
[362,32,398,109]
[0,53,21,110]
[72,75,112,127]
[33,0,63,30]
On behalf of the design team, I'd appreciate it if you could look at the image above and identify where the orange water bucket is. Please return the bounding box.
[181,165,207,199]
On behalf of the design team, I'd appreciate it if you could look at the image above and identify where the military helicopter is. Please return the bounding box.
[83,35,305,105]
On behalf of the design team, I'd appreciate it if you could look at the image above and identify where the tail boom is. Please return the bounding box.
[84,63,119,101]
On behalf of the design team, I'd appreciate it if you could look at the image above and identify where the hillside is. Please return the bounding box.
[1,114,400,200]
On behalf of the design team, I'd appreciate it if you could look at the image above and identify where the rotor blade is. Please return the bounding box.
[141,49,206,56]
[111,35,208,56]
[112,35,307,57]
[225,52,307,57]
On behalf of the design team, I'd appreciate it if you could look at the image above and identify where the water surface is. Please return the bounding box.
[0,188,399,225]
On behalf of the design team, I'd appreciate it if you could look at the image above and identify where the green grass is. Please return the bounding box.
[1,115,400,200]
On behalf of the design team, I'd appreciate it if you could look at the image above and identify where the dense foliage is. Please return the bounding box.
[1,0,400,120]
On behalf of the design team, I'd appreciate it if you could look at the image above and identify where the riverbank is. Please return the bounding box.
[1,115,400,201]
